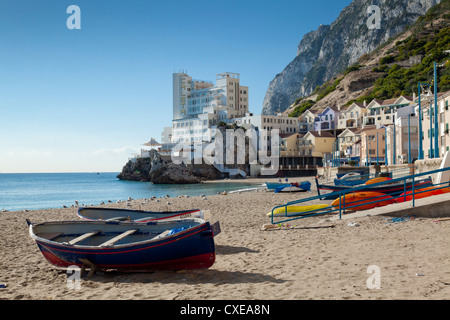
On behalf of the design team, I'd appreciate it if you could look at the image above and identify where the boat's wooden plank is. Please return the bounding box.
[99,229,138,247]
[68,231,99,245]
[151,229,171,240]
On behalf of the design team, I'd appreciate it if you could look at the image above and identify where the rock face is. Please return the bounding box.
[117,150,202,184]
[262,0,440,115]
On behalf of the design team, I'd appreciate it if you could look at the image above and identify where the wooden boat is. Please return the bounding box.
[331,191,396,211]
[77,207,204,222]
[316,177,433,200]
[27,218,220,271]
[396,186,450,203]
[266,204,329,216]
[274,181,311,193]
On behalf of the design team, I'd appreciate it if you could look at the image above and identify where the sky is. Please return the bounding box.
[0,0,353,173]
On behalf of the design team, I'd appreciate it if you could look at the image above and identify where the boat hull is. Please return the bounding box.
[317,177,433,199]
[267,204,329,216]
[396,186,450,203]
[77,207,204,222]
[331,191,396,211]
[29,219,217,271]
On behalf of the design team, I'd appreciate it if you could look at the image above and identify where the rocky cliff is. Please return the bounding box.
[117,150,226,184]
[117,150,202,184]
[262,0,441,115]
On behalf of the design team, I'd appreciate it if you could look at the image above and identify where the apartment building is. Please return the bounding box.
[419,90,450,159]
[314,106,340,131]
[337,102,368,130]
[360,126,387,165]
[171,72,249,143]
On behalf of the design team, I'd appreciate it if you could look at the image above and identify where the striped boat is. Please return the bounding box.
[27,218,220,272]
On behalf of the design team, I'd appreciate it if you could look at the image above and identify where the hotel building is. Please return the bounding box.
[171,72,249,143]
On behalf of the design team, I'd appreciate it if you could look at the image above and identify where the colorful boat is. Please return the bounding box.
[27,218,219,271]
[77,207,204,222]
[316,177,433,200]
[396,186,450,203]
[331,191,396,211]
[266,204,329,216]
[365,177,392,185]
[274,181,311,193]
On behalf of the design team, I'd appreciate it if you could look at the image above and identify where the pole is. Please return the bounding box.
[418,82,423,160]
[366,135,369,166]
[408,114,411,164]
[384,127,388,166]
[434,62,439,158]
[430,103,433,158]
[376,132,379,166]
[393,122,396,165]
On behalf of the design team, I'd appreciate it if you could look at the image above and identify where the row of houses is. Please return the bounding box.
[279,90,450,168]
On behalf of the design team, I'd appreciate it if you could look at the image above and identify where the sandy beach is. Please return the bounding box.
[0,176,449,300]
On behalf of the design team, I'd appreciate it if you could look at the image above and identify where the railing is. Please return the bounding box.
[269,166,450,225]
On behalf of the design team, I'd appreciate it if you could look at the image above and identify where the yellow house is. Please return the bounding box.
[359,126,386,165]
[279,132,301,157]
[300,131,335,158]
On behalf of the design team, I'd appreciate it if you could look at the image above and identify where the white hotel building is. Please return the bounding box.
[171,72,249,143]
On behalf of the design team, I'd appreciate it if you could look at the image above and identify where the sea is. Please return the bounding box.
[0,172,263,212]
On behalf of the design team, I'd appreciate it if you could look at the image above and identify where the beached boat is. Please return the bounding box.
[266,181,294,190]
[27,218,219,271]
[396,186,450,202]
[365,177,392,185]
[316,177,433,199]
[331,191,396,211]
[77,207,204,222]
[266,204,329,216]
[274,181,311,193]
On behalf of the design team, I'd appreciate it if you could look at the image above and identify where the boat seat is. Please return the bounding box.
[99,229,138,247]
[151,230,171,240]
[68,231,100,245]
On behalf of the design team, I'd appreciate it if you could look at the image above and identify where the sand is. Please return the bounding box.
[0,176,449,300]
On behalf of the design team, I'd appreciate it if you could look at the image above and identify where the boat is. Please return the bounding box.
[27,218,219,271]
[316,176,433,200]
[331,191,396,211]
[266,181,294,190]
[77,207,204,222]
[274,181,311,193]
[365,177,392,185]
[266,204,329,216]
[396,186,450,203]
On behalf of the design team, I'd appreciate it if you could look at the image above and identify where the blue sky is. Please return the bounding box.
[0,0,352,173]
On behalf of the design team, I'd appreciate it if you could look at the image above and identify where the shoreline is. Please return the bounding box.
[1,177,449,300]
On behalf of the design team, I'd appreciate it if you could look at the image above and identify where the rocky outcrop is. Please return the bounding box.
[117,150,202,184]
[262,0,441,115]
[116,157,152,182]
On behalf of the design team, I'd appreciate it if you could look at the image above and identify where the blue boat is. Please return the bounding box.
[265,182,290,190]
[27,218,219,272]
[274,181,311,193]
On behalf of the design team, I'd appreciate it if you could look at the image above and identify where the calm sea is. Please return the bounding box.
[0,172,262,212]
